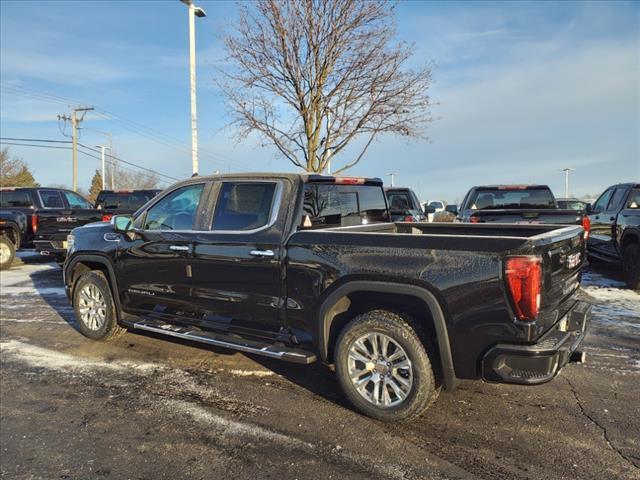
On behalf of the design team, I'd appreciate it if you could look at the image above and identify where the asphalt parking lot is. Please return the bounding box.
[1,252,639,480]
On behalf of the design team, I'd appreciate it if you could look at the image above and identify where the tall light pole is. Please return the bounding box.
[387,172,397,187]
[96,145,110,189]
[561,167,574,197]
[181,0,206,176]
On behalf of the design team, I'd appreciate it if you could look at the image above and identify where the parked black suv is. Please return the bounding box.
[64,173,590,422]
[587,183,640,289]
[95,189,161,221]
[0,187,101,260]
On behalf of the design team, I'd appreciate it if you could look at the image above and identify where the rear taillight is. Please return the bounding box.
[470,216,480,223]
[404,215,415,222]
[505,256,542,321]
[581,216,590,240]
[102,214,113,222]
[31,214,38,234]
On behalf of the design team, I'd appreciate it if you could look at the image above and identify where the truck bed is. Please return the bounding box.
[310,221,584,253]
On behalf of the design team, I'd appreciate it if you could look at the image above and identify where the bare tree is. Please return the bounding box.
[112,167,160,190]
[218,0,433,173]
[0,148,39,187]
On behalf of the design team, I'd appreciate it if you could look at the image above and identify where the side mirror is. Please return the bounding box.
[445,205,458,215]
[112,214,133,233]
[424,206,436,214]
[585,204,593,214]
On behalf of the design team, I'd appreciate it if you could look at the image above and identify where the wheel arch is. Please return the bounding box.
[0,223,21,246]
[66,254,122,321]
[317,281,458,390]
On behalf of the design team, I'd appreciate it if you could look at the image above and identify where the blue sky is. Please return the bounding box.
[1,0,638,202]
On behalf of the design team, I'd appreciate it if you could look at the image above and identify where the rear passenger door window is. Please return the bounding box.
[0,191,33,208]
[143,183,205,231]
[211,182,278,232]
[38,190,65,209]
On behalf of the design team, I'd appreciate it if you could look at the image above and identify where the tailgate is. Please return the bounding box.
[36,209,102,240]
[474,209,583,225]
[532,226,586,335]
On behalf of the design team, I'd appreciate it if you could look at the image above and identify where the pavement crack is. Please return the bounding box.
[562,375,640,470]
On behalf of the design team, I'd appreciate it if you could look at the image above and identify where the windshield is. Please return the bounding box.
[468,188,556,210]
[557,200,586,211]
[386,190,417,211]
[97,192,156,210]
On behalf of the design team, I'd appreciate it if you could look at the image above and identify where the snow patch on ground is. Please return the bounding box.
[1,286,66,296]
[229,369,274,377]
[164,399,312,448]
[0,340,163,374]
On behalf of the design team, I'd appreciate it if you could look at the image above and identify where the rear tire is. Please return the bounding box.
[0,236,16,270]
[335,309,439,422]
[73,271,125,340]
[622,243,640,290]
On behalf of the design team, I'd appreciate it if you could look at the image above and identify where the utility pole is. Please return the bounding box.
[58,106,94,191]
[181,0,206,175]
[561,167,574,197]
[387,172,397,187]
[96,145,110,189]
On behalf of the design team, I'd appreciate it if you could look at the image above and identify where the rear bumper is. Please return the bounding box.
[482,300,591,385]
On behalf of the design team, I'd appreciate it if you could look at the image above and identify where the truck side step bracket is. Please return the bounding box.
[129,318,317,364]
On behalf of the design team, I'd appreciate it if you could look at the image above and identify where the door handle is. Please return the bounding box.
[169,245,190,251]
[249,249,275,257]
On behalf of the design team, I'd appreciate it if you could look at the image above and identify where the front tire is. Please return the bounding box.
[73,271,125,340]
[0,236,16,270]
[335,309,439,422]
[622,243,640,290]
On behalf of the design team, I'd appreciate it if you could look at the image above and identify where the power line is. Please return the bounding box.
[77,143,182,182]
[0,137,71,144]
[0,138,178,184]
[0,141,72,150]
[2,82,250,170]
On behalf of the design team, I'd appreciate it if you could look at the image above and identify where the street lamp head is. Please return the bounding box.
[180,0,206,17]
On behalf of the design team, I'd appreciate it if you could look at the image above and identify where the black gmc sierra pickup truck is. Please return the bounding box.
[587,183,640,289]
[63,173,591,421]
[455,185,591,236]
[0,187,101,261]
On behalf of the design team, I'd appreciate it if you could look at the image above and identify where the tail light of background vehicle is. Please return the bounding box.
[504,256,542,321]
[581,216,590,240]
[102,214,113,222]
[31,214,38,234]
[470,215,480,223]
[334,177,365,185]
[404,215,415,222]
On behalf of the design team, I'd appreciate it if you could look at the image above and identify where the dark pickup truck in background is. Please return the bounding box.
[587,182,640,289]
[95,189,161,222]
[454,184,591,235]
[0,209,26,269]
[64,173,590,422]
[0,187,101,261]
